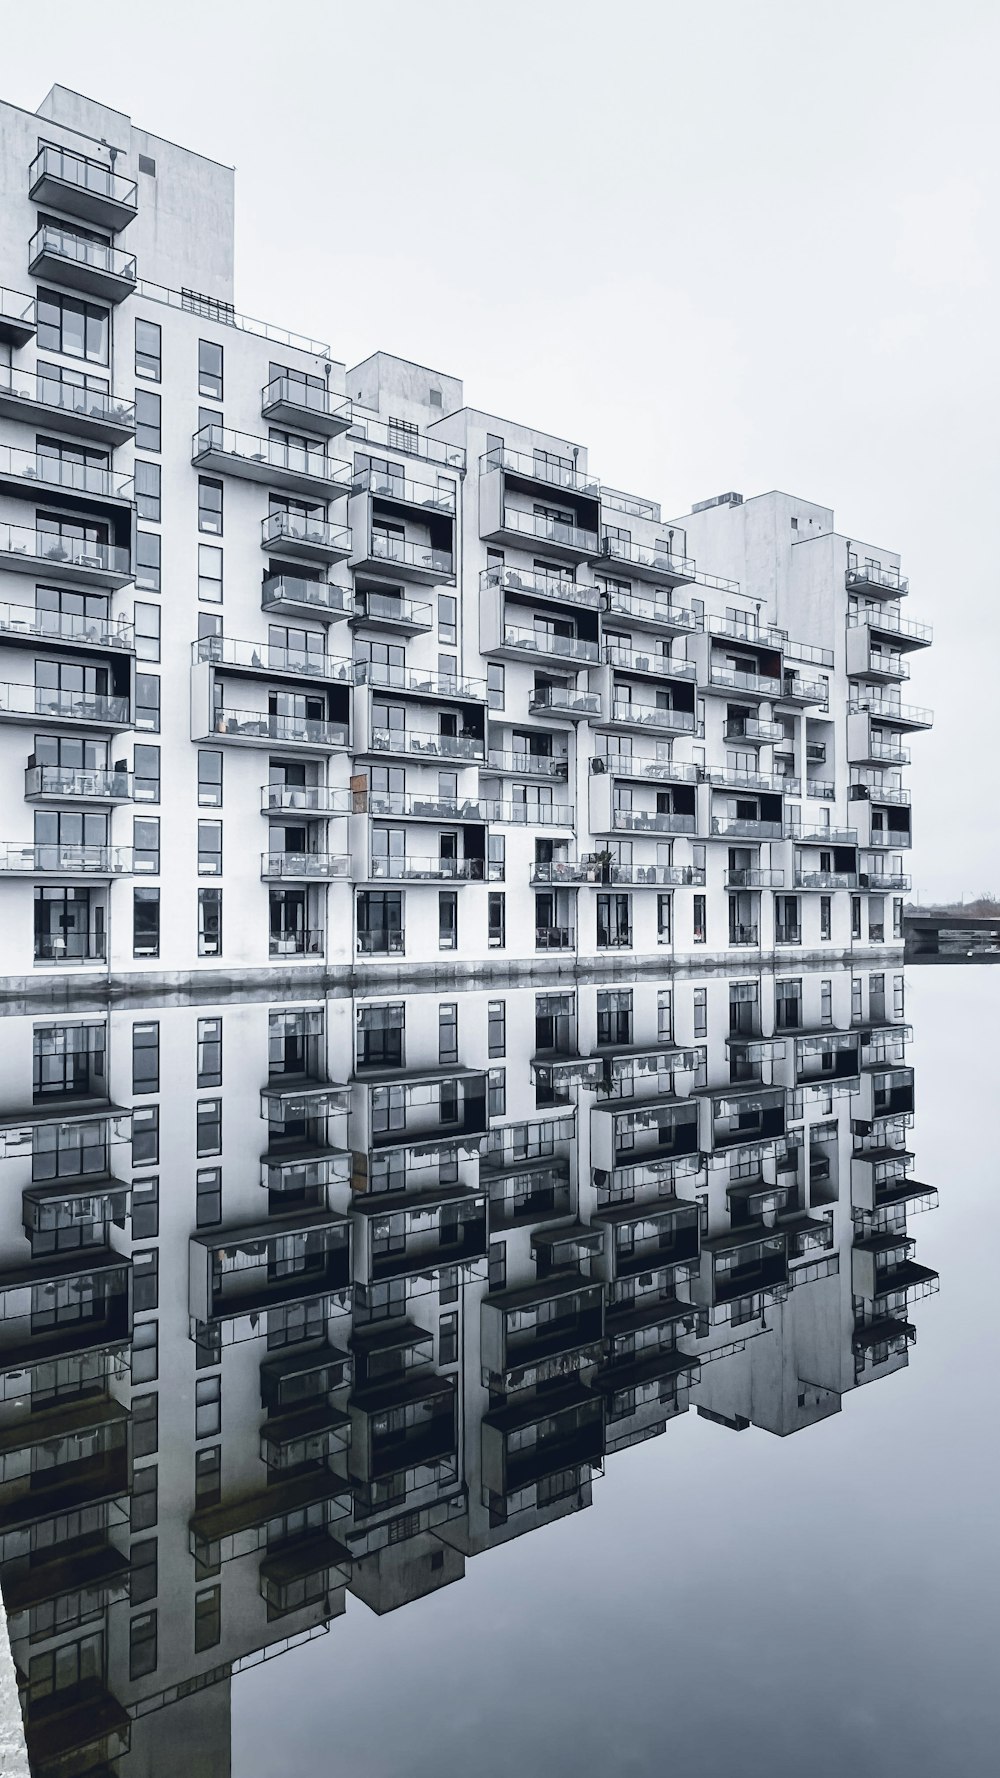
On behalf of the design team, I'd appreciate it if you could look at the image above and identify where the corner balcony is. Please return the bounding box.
[848,696,932,732]
[846,561,908,599]
[188,1209,351,1334]
[0,286,35,347]
[794,869,859,890]
[481,1275,606,1392]
[852,1235,938,1306]
[795,1030,862,1084]
[0,445,133,514]
[193,425,351,498]
[599,535,696,587]
[25,763,133,804]
[0,601,133,655]
[0,843,133,877]
[261,510,351,566]
[29,224,136,303]
[601,582,701,636]
[193,635,352,685]
[711,815,784,840]
[352,1184,488,1287]
[261,852,352,880]
[260,1074,350,1124]
[261,574,353,624]
[483,505,599,563]
[350,523,455,587]
[528,684,601,722]
[208,708,350,752]
[29,144,138,230]
[0,523,132,590]
[724,714,783,744]
[725,867,784,888]
[846,629,911,681]
[486,747,569,779]
[261,375,353,437]
[0,684,130,731]
[0,365,135,445]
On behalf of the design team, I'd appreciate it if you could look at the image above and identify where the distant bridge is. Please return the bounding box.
[904,913,1000,958]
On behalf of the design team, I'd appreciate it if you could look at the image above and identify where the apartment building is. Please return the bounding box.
[0,963,937,1775]
[0,85,932,991]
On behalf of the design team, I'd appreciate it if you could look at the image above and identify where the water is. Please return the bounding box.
[1,964,995,1777]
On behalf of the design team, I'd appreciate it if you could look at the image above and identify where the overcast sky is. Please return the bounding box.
[5,0,995,899]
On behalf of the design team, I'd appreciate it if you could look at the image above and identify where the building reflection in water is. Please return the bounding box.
[0,965,938,1776]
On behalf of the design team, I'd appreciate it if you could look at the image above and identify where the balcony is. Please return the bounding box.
[0,286,35,347]
[482,1383,604,1509]
[848,697,932,731]
[491,800,574,826]
[725,867,784,888]
[356,660,487,703]
[0,684,130,730]
[724,716,784,744]
[261,510,351,565]
[358,1067,488,1158]
[261,1074,350,1123]
[349,1373,456,1491]
[601,582,701,635]
[862,869,912,892]
[847,607,931,649]
[209,708,349,751]
[528,684,601,721]
[0,365,135,445]
[604,644,697,682]
[350,528,455,586]
[366,855,485,882]
[260,1144,351,1195]
[0,843,132,876]
[708,662,782,699]
[25,764,133,803]
[29,144,138,229]
[711,816,784,840]
[609,697,698,736]
[366,727,484,763]
[779,671,828,706]
[353,1184,488,1286]
[361,788,492,822]
[351,586,434,633]
[0,601,133,654]
[188,1468,351,1567]
[481,1275,605,1392]
[258,1530,351,1612]
[269,927,325,958]
[484,505,599,561]
[193,425,351,497]
[34,931,107,964]
[486,748,569,779]
[592,1198,700,1284]
[29,224,136,302]
[0,444,133,512]
[481,444,601,500]
[789,824,858,845]
[705,1229,788,1309]
[481,563,602,613]
[612,808,696,835]
[596,754,699,787]
[846,628,911,681]
[707,767,788,795]
[24,1684,131,1774]
[261,375,353,436]
[494,622,600,665]
[0,523,132,589]
[610,862,703,886]
[794,870,859,889]
[353,465,457,515]
[0,1249,130,1369]
[193,635,351,683]
[599,535,696,586]
[261,852,352,880]
[260,1342,351,1413]
[261,574,353,623]
[356,928,404,956]
[188,1209,351,1332]
[846,561,908,598]
[531,859,598,885]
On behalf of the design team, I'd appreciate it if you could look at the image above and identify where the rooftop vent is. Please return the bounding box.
[691,491,744,513]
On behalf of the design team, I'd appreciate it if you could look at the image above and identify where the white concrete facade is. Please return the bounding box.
[0,86,932,994]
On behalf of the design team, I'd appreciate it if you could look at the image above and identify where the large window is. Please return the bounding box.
[197,822,222,875]
[197,750,223,807]
[37,288,109,363]
[198,477,223,535]
[198,887,222,957]
[134,460,161,521]
[133,745,160,804]
[135,389,161,452]
[133,887,160,958]
[136,532,161,595]
[135,317,161,381]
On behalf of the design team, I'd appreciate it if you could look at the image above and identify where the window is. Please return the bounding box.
[194,1586,221,1652]
[195,1446,221,1508]
[820,895,832,941]
[488,891,505,949]
[488,1000,506,1058]
[198,887,222,957]
[197,1018,222,1088]
[487,662,505,710]
[132,1104,159,1166]
[134,460,161,521]
[657,894,672,945]
[488,1068,506,1118]
[658,988,673,1042]
[197,821,223,876]
[135,389,161,451]
[196,1324,221,1370]
[693,894,707,944]
[132,1022,160,1093]
[893,897,903,940]
[135,673,160,733]
[38,288,109,363]
[132,1320,159,1386]
[488,1242,506,1289]
[439,891,457,951]
[135,318,161,380]
[597,893,631,948]
[776,979,803,1031]
[130,1609,157,1680]
[133,887,160,958]
[198,477,223,535]
[198,339,224,400]
[133,816,160,874]
[133,744,160,804]
[438,1001,458,1065]
[197,749,223,807]
[693,988,708,1039]
[196,1167,222,1228]
[130,1539,158,1606]
[132,1176,159,1240]
[439,1313,458,1366]
[195,1377,221,1440]
[438,593,457,645]
[357,1003,404,1070]
[136,532,161,594]
[851,896,862,940]
[820,979,833,1027]
[198,543,223,602]
[134,600,161,661]
[197,1099,222,1157]
[133,1249,159,1314]
[132,1394,158,1458]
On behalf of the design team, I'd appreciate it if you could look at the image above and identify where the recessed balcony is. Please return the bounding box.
[594,754,699,787]
[779,670,828,706]
[0,523,132,589]
[0,843,132,876]
[261,852,352,880]
[25,764,133,804]
[861,868,912,892]
[708,661,782,699]
[193,425,351,498]
[29,224,136,303]
[599,535,696,586]
[208,708,350,751]
[481,444,601,500]
[591,1198,701,1284]
[711,816,784,840]
[0,286,35,347]
[607,696,698,736]
[531,858,599,885]
[486,747,569,779]
[261,510,351,565]
[491,799,575,825]
[364,727,484,763]
[601,582,701,635]
[351,529,455,586]
[528,684,601,721]
[794,869,859,890]
[724,715,784,744]
[192,635,351,684]
[612,807,696,835]
[725,867,784,887]
[535,924,576,951]
[351,586,434,634]
[0,684,130,730]
[0,365,135,445]
[29,144,138,230]
[789,823,858,845]
[707,766,788,795]
[847,607,931,649]
[261,376,353,436]
[846,560,908,599]
[483,505,599,562]
[366,855,486,882]
[361,788,492,822]
[353,465,457,516]
[704,1229,789,1309]
[0,601,133,654]
[261,574,353,623]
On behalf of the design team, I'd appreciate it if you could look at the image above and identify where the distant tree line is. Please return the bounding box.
[904,894,1000,917]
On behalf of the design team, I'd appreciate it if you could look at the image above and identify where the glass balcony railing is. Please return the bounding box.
[193,636,351,680]
[781,673,828,704]
[848,697,932,726]
[261,512,351,556]
[34,931,106,962]
[612,808,695,834]
[807,778,836,800]
[0,602,133,650]
[487,749,568,777]
[0,843,132,873]
[354,588,434,629]
[0,523,131,580]
[30,144,138,211]
[707,767,786,794]
[269,928,325,957]
[600,536,696,580]
[848,607,931,643]
[846,562,908,595]
[723,717,784,743]
[491,801,575,825]
[609,862,705,886]
[25,765,133,801]
[356,660,486,700]
[481,446,601,497]
[261,575,352,618]
[500,509,598,553]
[597,755,699,784]
[788,824,858,844]
[261,375,352,429]
[369,728,483,760]
[711,817,784,839]
[261,785,350,815]
[481,565,602,610]
[0,365,135,433]
[529,686,602,718]
[0,286,36,337]
[612,699,697,731]
[362,791,492,821]
[602,585,702,632]
[502,625,600,663]
[368,857,486,881]
[212,709,349,747]
[725,868,784,888]
[368,535,455,577]
[349,413,466,470]
[194,425,350,489]
[0,684,129,724]
[605,644,697,679]
[795,871,859,890]
[262,853,352,878]
[355,467,457,513]
[0,445,132,500]
[710,663,782,696]
[30,224,136,284]
[531,860,599,884]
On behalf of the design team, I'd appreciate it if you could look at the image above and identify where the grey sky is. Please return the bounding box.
[5,0,995,898]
